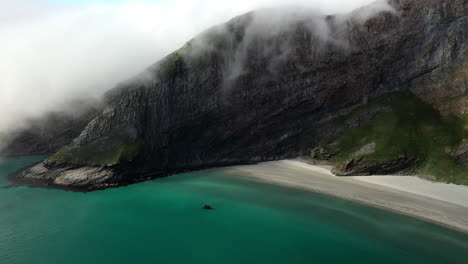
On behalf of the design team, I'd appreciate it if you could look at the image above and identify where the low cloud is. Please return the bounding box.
[0,0,388,136]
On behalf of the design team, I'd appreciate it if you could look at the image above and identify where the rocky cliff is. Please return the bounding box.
[13,0,468,190]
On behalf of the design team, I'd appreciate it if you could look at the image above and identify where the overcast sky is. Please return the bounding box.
[0,0,382,134]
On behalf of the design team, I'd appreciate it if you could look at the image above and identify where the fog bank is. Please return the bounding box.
[0,0,387,138]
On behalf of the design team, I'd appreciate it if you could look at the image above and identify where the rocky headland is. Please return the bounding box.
[6,0,468,190]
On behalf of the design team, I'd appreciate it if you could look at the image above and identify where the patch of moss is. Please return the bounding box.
[48,139,143,167]
[461,114,468,127]
[323,91,468,185]
[159,53,184,74]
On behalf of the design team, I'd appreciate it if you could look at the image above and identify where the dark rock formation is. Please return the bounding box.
[332,155,418,176]
[455,139,468,165]
[14,0,468,190]
[311,147,333,161]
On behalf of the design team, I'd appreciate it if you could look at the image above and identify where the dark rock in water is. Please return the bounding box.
[14,0,468,190]
[203,205,214,210]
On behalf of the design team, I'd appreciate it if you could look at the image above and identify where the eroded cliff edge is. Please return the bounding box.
[13,0,468,190]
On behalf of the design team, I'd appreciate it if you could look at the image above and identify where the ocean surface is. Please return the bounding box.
[1,156,468,264]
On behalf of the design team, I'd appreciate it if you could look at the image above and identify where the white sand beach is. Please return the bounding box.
[219,160,468,233]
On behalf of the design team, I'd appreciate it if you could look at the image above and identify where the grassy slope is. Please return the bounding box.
[324,91,468,185]
[47,139,143,167]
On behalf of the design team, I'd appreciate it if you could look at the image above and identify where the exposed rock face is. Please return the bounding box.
[352,142,376,157]
[455,139,468,165]
[311,147,333,161]
[14,0,468,190]
[332,155,417,176]
[341,106,392,129]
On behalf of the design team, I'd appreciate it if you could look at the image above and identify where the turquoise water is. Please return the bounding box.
[1,156,468,264]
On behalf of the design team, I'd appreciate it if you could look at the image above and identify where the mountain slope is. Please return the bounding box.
[314,91,468,185]
[0,100,100,157]
[15,0,468,190]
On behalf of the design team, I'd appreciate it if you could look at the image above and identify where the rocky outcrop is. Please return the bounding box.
[455,139,468,165]
[332,155,417,176]
[311,147,333,161]
[14,0,468,190]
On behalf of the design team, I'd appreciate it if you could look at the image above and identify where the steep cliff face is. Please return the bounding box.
[15,0,468,190]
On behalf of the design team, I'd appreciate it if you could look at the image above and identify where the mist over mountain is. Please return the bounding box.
[6,0,466,190]
[0,0,382,137]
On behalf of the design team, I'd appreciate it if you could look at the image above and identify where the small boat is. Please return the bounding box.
[203,205,213,210]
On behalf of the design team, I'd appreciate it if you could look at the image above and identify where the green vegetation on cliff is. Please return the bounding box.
[323,91,468,185]
[159,53,185,74]
[47,139,143,167]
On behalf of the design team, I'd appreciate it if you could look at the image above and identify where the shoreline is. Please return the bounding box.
[219,160,468,234]
[6,157,468,233]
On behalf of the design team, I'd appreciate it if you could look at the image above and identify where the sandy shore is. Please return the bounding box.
[219,160,468,233]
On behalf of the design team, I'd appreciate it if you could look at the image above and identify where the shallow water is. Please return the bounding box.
[1,156,468,264]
